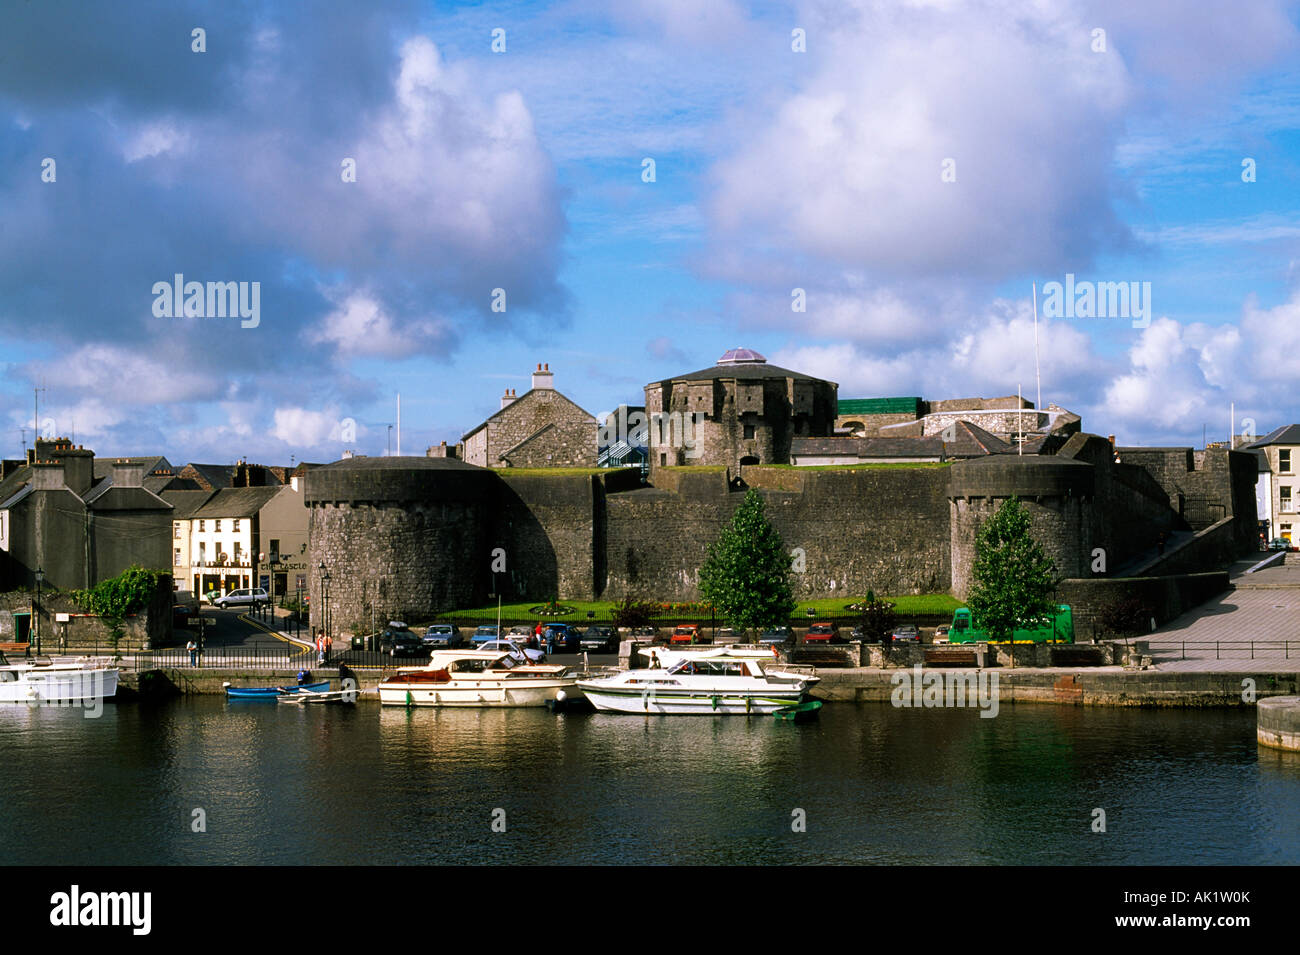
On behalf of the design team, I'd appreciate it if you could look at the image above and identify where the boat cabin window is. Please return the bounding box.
[448,659,492,673]
[668,660,749,677]
[0,670,16,682]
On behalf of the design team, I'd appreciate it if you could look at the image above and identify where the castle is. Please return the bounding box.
[303,350,1258,635]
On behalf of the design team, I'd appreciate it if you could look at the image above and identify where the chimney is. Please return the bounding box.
[532,363,554,391]
[501,388,517,410]
[31,459,66,491]
[111,458,144,488]
[1108,435,1115,448]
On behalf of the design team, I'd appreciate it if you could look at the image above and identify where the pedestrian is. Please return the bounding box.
[186,638,197,667]
[324,633,333,665]
[316,631,325,667]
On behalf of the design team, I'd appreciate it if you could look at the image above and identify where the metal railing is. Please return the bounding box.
[1144,640,1297,660]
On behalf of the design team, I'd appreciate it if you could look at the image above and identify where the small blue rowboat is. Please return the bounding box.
[224,681,330,699]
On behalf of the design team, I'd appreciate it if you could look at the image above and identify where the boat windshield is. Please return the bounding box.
[667,659,752,677]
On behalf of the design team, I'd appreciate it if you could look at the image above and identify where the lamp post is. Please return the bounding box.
[34,567,44,657]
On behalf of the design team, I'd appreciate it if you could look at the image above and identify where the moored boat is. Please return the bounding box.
[577,650,818,715]
[377,650,583,707]
[0,652,119,704]
[774,699,823,722]
[224,681,330,699]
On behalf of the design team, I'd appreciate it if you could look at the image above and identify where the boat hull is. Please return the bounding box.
[0,667,119,704]
[226,681,330,699]
[577,685,805,715]
[378,679,582,707]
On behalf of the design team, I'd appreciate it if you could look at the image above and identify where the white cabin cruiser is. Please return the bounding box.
[578,650,818,715]
[0,651,119,704]
[377,650,584,707]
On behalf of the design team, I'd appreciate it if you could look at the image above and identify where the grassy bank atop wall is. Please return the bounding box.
[440,594,960,623]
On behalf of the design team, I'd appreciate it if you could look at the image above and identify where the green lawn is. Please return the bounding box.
[440,594,959,622]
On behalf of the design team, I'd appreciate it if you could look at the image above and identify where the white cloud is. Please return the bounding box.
[309,290,452,359]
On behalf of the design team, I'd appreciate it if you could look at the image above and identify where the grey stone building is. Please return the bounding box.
[0,438,171,590]
[461,363,598,468]
[644,348,839,472]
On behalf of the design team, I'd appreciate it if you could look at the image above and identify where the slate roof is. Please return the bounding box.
[190,486,283,519]
[650,362,834,385]
[1248,425,1300,448]
[161,489,216,519]
[790,420,1016,461]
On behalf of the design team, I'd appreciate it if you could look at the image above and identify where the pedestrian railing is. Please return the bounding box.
[1144,640,1298,660]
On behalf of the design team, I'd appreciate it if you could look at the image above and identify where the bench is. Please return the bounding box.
[792,647,855,668]
[0,642,31,654]
[924,648,979,667]
[1050,647,1105,667]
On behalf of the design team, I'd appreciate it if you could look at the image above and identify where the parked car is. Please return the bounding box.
[933,624,951,643]
[1268,538,1295,552]
[580,626,617,653]
[670,624,703,645]
[631,625,661,643]
[476,639,546,664]
[758,626,794,646]
[211,587,269,609]
[382,624,428,657]
[890,624,920,643]
[471,626,502,645]
[422,624,465,649]
[542,623,580,653]
[506,625,533,639]
[803,622,840,644]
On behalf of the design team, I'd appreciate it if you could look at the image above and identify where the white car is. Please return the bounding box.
[211,587,270,609]
[476,639,546,665]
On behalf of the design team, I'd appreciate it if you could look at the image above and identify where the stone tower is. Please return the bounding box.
[948,455,1095,600]
[643,348,838,472]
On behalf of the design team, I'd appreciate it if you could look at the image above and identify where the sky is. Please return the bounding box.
[2,0,1299,465]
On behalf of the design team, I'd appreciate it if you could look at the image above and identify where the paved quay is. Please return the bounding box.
[1141,553,1300,672]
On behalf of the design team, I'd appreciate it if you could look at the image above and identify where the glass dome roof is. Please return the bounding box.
[716,347,767,365]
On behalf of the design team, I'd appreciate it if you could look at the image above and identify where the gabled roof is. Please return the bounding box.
[88,485,172,512]
[161,489,216,519]
[462,387,598,442]
[182,463,237,490]
[191,486,282,519]
[92,456,173,480]
[1248,424,1300,448]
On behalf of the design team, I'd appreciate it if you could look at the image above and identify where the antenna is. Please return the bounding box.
[1032,282,1041,412]
[18,426,28,457]
[397,393,402,457]
[1018,384,1024,456]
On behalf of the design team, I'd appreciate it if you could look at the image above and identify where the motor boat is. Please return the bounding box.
[577,649,819,715]
[377,650,585,707]
[0,651,119,704]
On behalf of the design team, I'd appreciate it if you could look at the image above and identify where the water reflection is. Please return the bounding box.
[0,699,1295,865]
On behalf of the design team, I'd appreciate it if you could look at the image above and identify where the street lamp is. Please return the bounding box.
[34,567,44,656]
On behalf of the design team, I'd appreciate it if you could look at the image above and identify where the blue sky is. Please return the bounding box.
[2,0,1299,465]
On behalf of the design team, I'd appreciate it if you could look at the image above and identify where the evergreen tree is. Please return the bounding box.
[698,489,796,634]
[966,497,1058,640]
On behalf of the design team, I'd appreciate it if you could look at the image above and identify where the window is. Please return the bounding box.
[234,542,242,564]
[174,548,182,566]
[1282,486,1293,512]
[743,424,755,439]
[215,519,222,531]
[233,519,241,531]
[1281,449,1292,473]
[199,520,205,531]
[270,539,280,559]
[198,543,206,565]
[173,523,181,539]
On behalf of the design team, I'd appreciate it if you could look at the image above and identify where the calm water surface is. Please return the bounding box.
[2,698,1297,865]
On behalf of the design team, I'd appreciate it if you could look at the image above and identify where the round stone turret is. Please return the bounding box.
[948,455,1095,599]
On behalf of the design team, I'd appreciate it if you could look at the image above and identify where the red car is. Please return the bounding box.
[669,624,703,645]
[804,622,839,644]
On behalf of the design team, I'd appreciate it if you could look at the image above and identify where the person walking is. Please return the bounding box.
[186,638,198,667]
[323,633,333,665]
[316,630,325,667]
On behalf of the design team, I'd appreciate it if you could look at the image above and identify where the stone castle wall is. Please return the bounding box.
[304,441,1257,627]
